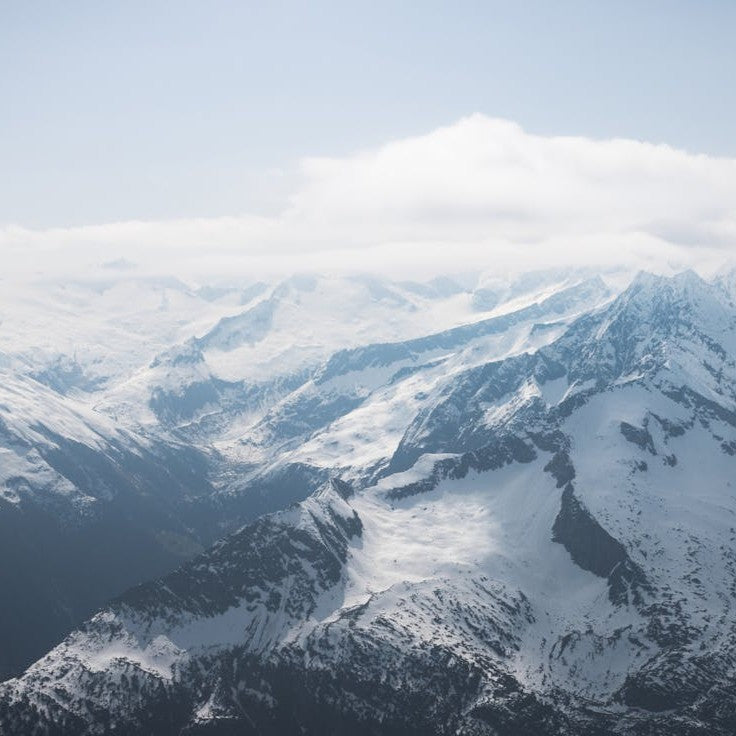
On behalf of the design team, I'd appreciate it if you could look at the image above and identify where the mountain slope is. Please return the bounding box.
[0,368,220,678]
[4,271,736,734]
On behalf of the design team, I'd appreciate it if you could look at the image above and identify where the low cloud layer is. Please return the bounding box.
[3,115,736,281]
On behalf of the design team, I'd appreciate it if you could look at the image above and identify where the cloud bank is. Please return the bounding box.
[3,115,736,281]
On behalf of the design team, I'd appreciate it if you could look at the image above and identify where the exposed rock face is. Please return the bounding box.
[552,483,649,605]
[619,421,656,453]
[553,483,628,578]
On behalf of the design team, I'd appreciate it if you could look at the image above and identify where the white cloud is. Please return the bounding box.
[2,115,736,281]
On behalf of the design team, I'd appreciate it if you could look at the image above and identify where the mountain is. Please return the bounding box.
[3,269,736,734]
[0,269,607,679]
[0,367,219,678]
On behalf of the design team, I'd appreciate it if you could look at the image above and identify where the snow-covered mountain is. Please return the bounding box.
[3,268,736,734]
[0,364,220,678]
[0,268,609,679]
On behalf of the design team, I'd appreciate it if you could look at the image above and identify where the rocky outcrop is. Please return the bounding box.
[553,484,650,605]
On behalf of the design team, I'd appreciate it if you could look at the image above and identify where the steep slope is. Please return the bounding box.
[221,276,609,489]
[0,368,219,678]
[4,271,736,734]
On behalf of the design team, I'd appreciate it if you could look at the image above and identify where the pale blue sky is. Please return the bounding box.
[2,0,735,228]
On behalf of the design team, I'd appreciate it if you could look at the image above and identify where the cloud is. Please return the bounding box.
[2,115,736,281]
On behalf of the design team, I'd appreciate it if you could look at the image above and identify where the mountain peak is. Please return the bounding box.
[627,268,705,294]
[613,269,724,325]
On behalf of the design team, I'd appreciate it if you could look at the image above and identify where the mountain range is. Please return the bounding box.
[2,267,736,734]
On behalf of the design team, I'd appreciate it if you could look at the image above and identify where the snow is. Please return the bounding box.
[79,632,185,679]
[285,319,573,478]
[0,368,134,507]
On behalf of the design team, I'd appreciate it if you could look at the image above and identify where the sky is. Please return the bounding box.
[2,1,736,278]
